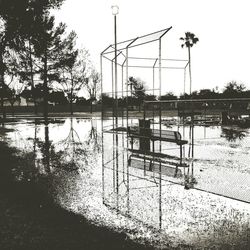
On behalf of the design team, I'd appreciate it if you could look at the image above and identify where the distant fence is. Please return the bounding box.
[3,104,102,114]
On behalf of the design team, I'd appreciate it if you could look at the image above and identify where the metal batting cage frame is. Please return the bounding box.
[100,25,250,229]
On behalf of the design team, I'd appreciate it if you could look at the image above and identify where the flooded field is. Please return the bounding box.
[1,117,250,249]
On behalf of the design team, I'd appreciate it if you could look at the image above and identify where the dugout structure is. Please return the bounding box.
[100,27,198,226]
[100,26,250,227]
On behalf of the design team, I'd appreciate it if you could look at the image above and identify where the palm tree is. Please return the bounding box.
[180,32,199,95]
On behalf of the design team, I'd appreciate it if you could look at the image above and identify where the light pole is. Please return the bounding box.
[111,5,119,127]
[111,5,119,211]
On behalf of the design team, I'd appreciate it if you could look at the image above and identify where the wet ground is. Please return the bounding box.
[0,138,155,250]
[0,117,250,249]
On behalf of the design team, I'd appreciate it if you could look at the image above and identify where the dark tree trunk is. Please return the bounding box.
[0,52,6,119]
[43,49,48,123]
[70,99,73,115]
[28,40,38,115]
[90,89,93,114]
[44,124,50,173]
[188,47,192,95]
[11,103,14,116]
[70,74,74,115]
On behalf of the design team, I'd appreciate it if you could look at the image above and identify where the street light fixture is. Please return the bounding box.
[111,5,119,15]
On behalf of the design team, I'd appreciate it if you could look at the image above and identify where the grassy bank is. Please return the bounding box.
[0,138,158,250]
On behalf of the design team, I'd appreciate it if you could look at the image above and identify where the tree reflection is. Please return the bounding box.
[26,118,102,174]
[55,118,101,171]
[36,123,53,173]
[56,117,86,170]
[87,118,101,153]
[36,120,77,173]
[221,128,246,142]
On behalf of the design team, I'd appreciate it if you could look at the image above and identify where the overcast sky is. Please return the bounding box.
[54,0,250,95]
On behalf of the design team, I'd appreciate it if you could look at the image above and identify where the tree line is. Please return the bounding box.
[102,79,250,109]
[0,0,100,119]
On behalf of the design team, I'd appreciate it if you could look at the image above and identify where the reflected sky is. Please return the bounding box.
[2,118,250,249]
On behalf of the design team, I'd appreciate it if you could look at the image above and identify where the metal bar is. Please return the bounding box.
[114,15,118,130]
[104,38,165,53]
[122,61,125,183]
[102,88,160,95]
[101,54,113,62]
[103,54,187,65]
[100,53,105,204]
[158,37,162,231]
[137,27,171,39]
[159,162,162,230]
[126,46,130,215]
[129,39,162,49]
[160,26,172,38]
[159,38,162,98]
[102,55,123,67]
[127,56,188,62]
[103,38,139,56]
[152,58,157,162]
[126,37,139,48]
[144,97,250,104]
[101,44,112,55]
[126,65,186,69]
[114,14,120,212]
[104,27,171,50]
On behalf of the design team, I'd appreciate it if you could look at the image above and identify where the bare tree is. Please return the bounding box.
[18,40,43,114]
[8,79,25,115]
[0,48,20,118]
[85,68,101,113]
[55,48,91,115]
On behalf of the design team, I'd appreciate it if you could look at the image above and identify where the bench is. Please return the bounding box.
[127,126,188,176]
[128,127,188,145]
[128,149,189,168]
[128,156,183,178]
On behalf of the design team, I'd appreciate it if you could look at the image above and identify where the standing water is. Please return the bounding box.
[1,117,250,249]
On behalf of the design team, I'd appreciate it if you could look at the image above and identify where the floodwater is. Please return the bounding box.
[1,117,250,249]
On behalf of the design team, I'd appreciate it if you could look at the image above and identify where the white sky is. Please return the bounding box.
[54,0,250,95]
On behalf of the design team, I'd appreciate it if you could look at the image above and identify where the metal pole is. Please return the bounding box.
[158,37,162,228]
[126,47,130,215]
[100,53,105,204]
[113,12,120,211]
[159,38,162,137]
[114,14,118,129]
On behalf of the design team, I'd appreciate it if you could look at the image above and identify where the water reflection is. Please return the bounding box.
[87,119,101,154]
[103,150,164,230]
[44,125,51,172]
[102,126,194,231]
[2,118,250,249]
[57,118,85,170]
[221,127,247,142]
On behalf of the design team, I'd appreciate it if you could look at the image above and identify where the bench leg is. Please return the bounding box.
[180,145,182,166]
[128,155,131,167]
[174,145,182,178]
[149,159,153,171]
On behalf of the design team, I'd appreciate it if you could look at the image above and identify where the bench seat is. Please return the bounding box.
[128,148,189,168]
[128,127,188,145]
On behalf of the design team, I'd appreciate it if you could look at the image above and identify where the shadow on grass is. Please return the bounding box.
[0,141,158,250]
